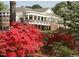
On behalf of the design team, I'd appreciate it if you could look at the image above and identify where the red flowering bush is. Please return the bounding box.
[62,34,75,49]
[0,22,44,57]
[47,32,75,49]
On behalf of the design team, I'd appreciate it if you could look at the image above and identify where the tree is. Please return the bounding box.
[0,2,7,11]
[21,6,24,8]
[32,4,42,9]
[25,6,31,8]
[10,1,16,24]
[53,1,79,40]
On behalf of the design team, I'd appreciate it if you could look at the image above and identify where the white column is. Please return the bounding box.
[40,16,41,21]
[36,16,38,24]
[33,15,34,20]
[43,17,45,21]
[49,18,51,24]
[46,17,48,24]
[23,17,25,20]
[47,18,48,23]
[43,17,45,25]
[28,14,29,20]
[48,18,50,25]
[49,17,51,21]
[36,16,38,21]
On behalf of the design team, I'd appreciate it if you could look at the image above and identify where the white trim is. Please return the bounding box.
[25,11,52,17]
[25,13,51,18]
[28,21,50,26]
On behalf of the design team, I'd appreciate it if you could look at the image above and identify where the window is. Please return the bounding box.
[41,17,43,21]
[34,16,36,20]
[29,15,32,20]
[20,18,24,22]
[0,13,1,15]
[7,15,9,17]
[19,18,25,22]
[7,12,9,14]
[3,15,5,17]
[26,17,28,20]
[3,12,5,14]
[44,17,46,20]
[0,19,2,22]
[38,16,40,20]
[44,17,46,21]
[2,27,9,30]
[0,15,2,17]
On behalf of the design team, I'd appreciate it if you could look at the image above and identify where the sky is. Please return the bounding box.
[3,1,62,8]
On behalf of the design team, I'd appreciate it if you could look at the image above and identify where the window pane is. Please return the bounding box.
[41,17,43,21]
[34,16,36,20]
[29,15,32,20]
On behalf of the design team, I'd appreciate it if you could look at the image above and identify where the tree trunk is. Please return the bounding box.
[10,1,16,25]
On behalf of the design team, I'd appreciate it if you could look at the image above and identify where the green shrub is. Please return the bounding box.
[52,42,73,57]
[59,46,72,57]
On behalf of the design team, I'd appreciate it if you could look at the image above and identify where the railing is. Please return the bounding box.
[25,20,50,26]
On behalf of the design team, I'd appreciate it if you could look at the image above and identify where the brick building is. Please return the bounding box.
[0,10,10,30]
[0,7,63,30]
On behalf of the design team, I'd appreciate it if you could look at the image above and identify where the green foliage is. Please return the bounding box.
[0,2,4,10]
[44,37,48,41]
[32,4,42,9]
[42,30,53,34]
[59,46,72,56]
[53,1,79,40]
[42,41,73,56]
[52,42,73,57]
[0,2,7,11]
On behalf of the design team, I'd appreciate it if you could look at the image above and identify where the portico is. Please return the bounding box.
[24,13,51,30]
[15,7,54,30]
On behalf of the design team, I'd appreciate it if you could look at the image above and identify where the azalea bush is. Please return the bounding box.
[0,22,44,57]
[41,32,75,56]
[47,32,75,49]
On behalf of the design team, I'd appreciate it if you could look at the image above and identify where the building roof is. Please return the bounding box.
[16,7,49,12]
[33,8,48,12]
[16,7,26,12]
[0,7,49,13]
